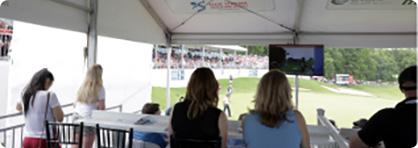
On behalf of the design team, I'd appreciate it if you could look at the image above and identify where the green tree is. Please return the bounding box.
[323,48,415,81]
[247,45,268,56]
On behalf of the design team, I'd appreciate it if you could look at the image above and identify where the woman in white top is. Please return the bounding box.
[74,64,105,148]
[19,68,64,148]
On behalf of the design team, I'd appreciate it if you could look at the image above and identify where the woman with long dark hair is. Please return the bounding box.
[169,67,228,148]
[19,68,64,148]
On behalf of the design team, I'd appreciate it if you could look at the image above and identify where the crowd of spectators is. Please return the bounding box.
[153,47,268,69]
[0,20,12,58]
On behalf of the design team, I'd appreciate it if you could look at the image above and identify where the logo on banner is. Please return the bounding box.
[402,0,416,5]
[167,0,275,14]
[0,0,9,7]
[327,0,416,9]
[191,0,206,12]
[331,0,349,5]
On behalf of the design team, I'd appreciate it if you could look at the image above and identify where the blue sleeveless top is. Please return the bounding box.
[243,111,302,148]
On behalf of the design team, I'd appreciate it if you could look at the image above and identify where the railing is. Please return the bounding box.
[0,103,123,148]
[316,108,349,148]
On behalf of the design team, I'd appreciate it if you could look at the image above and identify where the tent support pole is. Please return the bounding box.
[165,46,172,111]
[220,48,224,73]
[295,75,300,109]
[87,0,98,68]
[202,46,205,67]
[181,45,185,70]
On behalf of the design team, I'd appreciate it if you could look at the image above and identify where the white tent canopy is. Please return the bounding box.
[0,0,415,47]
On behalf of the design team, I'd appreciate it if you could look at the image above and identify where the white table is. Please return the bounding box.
[77,110,339,146]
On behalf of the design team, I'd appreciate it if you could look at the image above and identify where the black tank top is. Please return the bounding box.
[171,101,222,140]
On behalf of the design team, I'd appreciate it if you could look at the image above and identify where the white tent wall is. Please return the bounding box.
[0,0,88,33]
[0,62,9,129]
[6,21,86,127]
[97,36,154,113]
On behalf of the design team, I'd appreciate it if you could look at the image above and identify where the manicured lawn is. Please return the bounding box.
[152,78,401,128]
[349,84,403,100]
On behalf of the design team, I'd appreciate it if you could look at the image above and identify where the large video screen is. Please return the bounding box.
[269,45,324,76]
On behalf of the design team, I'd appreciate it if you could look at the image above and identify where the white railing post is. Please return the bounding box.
[317,108,349,148]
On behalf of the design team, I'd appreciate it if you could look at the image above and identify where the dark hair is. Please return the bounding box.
[353,118,368,129]
[185,67,219,119]
[398,65,417,91]
[22,68,54,115]
[142,103,160,114]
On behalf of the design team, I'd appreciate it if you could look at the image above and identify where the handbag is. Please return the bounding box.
[42,92,62,148]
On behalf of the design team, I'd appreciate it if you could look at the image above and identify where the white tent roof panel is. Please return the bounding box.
[98,0,166,44]
[0,0,87,33]
[147,0,297,33]
[0,0,415,47]
[301,1,416,32]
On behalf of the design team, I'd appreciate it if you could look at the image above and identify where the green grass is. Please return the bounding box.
[288,78,331,93]
[349,85,403,100]
[151,87,186,108]
[152,77,402,128]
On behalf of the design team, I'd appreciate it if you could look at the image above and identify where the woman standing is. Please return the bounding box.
[243,70,310,148]
[170,67,228,148]
[21,68,64,148]
[74,64,105,148]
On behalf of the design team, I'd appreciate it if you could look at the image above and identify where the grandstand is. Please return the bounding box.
[153,45,267,69]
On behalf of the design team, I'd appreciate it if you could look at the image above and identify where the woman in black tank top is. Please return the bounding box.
[169,67,228,148]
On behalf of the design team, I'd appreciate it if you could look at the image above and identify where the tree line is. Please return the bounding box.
[246,46,416,81]
[324,48,416,81]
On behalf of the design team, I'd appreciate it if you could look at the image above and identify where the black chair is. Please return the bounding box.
[44,121,84,148]
[95,124,134,148]
[170,136,221,148]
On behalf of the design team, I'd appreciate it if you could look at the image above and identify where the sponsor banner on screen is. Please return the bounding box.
[327,0,416,10]
[165,0,275,13]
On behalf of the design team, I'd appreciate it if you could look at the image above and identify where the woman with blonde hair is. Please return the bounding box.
[169,67,228,148]
[73,64,105,148]
[243,70,310,148]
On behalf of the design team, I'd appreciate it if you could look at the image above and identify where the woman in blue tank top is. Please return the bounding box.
[243,70,310,148]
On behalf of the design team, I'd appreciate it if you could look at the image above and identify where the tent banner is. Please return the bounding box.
[165,0,275,13]
[327,0,416,9]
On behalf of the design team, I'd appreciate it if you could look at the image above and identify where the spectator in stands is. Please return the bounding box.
[19,69,64,148]
[349,65,417,148]
[134,103,167,148]
[243,70,310,148]
[73,64,106,148]
[169,67,228,148]
[228,113,248,148]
